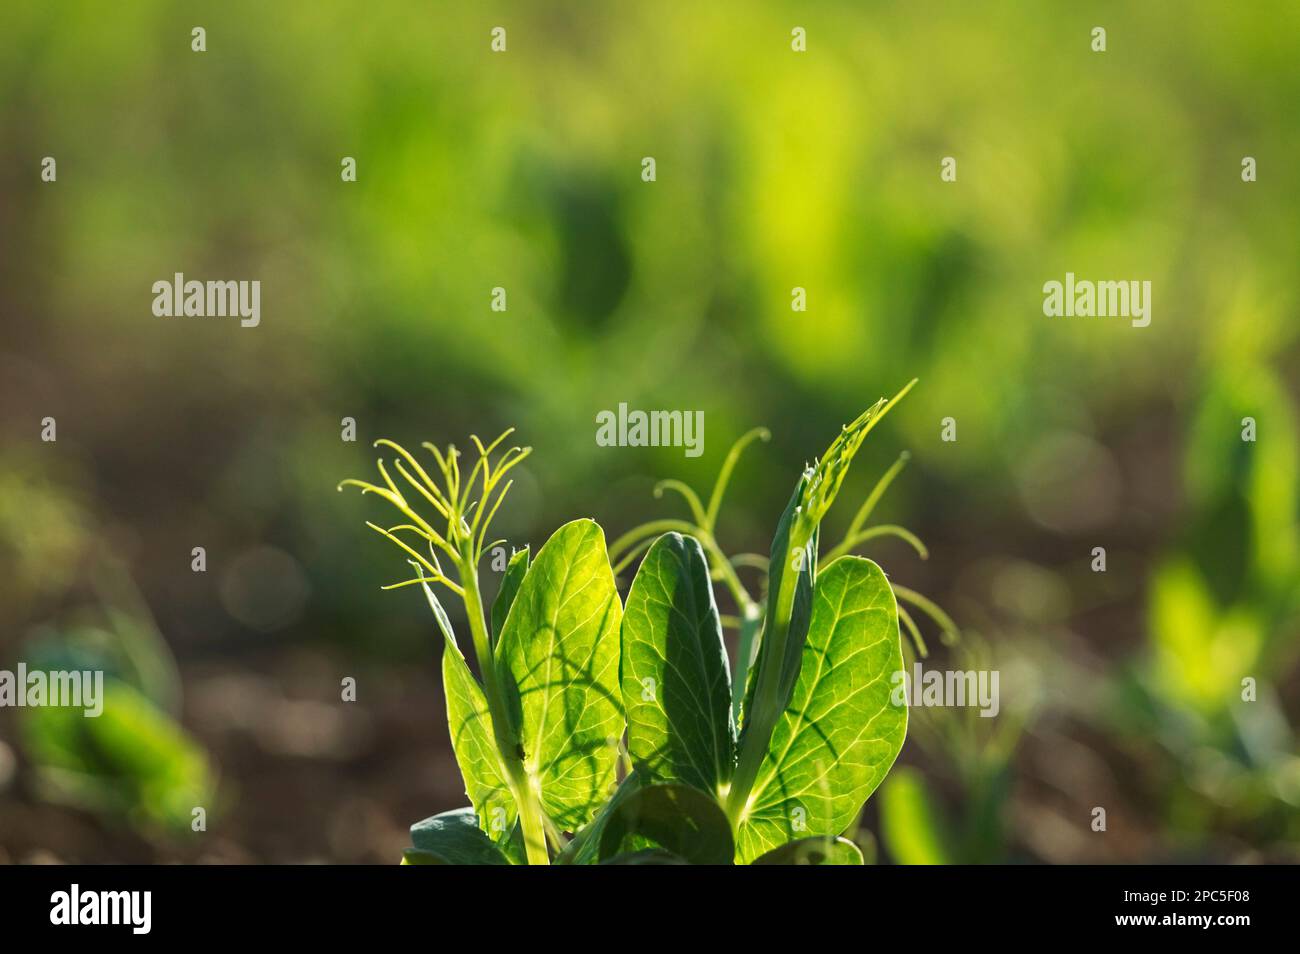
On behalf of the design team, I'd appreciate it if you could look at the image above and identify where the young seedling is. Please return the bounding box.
[599,379,955,863]
[341,432,622,865]
[343,380,954,864]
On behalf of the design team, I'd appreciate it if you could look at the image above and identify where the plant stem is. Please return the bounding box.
[608,519,699,561]
[892,584,959,643]
[459,551,551,866]
[823,524,928,564]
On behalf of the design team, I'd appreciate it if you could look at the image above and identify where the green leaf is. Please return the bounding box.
[750,836,864,865]
[556,770,645,865]
[418,577,519,850]
[730,473,818,814]
[1148,558,1260,716]
[739,385,914,749]
[495,518,624,831]
[491,545,530,643]
[739,473,818,735]
[597,782,735,865]
[735,556,907,864]
[442,639,519,848]
[20,677,214,834]
[622,532,735,797]
[407,807,512,865]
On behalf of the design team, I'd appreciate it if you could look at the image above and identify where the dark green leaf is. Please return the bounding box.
[622,532,735,796]
[407,807,512,865]
[556,770,645,865]
[598,782,734,865]
[750,836,865,865]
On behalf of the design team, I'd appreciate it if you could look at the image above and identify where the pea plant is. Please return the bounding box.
[340,380,952,864]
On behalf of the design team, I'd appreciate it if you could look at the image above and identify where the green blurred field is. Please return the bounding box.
[0,1,1296,862]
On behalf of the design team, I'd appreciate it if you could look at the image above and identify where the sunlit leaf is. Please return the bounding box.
[495,519,624,830]
[736,556,906,863]
[417,577,519,849]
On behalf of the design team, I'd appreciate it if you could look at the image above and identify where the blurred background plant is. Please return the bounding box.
[20,565,216,838]
[0,0,1296,862]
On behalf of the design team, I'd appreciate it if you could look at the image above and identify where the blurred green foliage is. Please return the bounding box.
[1,1,1296,860]
[20,586,216,837]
